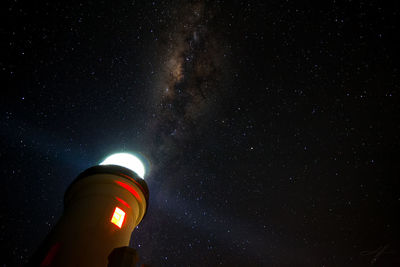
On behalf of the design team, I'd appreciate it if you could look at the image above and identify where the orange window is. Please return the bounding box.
[111,207,126,228]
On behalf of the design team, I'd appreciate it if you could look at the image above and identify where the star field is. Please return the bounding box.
[1,0,400,266]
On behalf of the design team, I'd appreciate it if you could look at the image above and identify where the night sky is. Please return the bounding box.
[2,0,400,266]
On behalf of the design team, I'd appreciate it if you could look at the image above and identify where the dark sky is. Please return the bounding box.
[1,0,400,266]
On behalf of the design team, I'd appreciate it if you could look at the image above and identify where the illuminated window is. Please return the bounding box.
[111,207,126,228]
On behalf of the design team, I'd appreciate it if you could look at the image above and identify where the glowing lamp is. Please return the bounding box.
[100,153,145,178]
[29,153,149,267]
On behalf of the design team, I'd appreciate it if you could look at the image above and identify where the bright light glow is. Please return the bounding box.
[100,153,145,178]
[111,207,126,228]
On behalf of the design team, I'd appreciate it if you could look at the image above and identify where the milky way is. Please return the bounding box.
[144,1,229,174]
